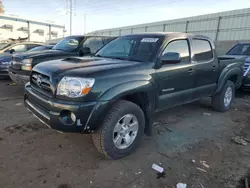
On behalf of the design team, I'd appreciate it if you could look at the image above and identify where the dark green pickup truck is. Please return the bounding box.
[24,32,244,159]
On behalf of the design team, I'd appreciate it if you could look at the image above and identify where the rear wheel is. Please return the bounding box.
[92,100,145,159]
[212,80,235,112]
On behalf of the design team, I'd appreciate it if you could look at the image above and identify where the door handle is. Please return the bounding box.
[188,68,194,74]
[212,65,217,71]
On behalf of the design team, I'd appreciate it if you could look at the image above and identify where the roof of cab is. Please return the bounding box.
[122,32,211,40]
[66,35,115,38]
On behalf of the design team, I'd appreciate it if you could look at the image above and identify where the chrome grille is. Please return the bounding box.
[31,72,53,97]
[243,61,250,76]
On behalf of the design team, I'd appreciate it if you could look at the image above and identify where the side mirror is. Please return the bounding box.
[79,47,91,57]
[9,49,15,54]
[161,52,181,64]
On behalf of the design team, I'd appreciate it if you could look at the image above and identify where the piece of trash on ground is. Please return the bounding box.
[200,161,210,168]
[200,183,205,188]
[9,83,16,86]
[176,183,187,188]
[152,163,164,173]
[164,126,173,132]
[245,178,249,188]
[203,112,211,116]
[192,159,196,163]
[89,181,92,184]
[231,136,247,146]
[152,163,165,179]
[15,103,23,106]
[135,170,141,175]
[197,167,207,173]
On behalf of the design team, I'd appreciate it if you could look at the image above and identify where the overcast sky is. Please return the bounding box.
[3,0,250,36]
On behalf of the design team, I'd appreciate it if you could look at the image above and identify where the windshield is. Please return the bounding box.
[96,36,163,62]
[53,36,84,52]
[28,45,52,52]
[0,43,11,51]
[227,44,250,55]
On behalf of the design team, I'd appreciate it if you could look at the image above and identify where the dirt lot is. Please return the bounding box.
[0,79,250,188]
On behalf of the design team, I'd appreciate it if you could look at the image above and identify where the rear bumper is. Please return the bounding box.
[9,71,29,85]
[24,83,110,133]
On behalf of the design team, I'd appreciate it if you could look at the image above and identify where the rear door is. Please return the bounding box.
[191,38,218,99]
[155,39,196,111]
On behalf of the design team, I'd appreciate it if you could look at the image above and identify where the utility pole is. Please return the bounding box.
[0,0,4,14]
[84,13,86,34]
[69,0,72,35]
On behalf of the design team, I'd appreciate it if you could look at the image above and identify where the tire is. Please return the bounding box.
[92,100,145,159]
[212,80,235,112]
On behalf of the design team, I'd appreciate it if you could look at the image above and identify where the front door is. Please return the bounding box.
[191,39,218,99]
[154,39,195,111]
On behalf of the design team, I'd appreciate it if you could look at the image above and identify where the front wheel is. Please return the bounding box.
[212,80,235,112]
[92,100,145,159]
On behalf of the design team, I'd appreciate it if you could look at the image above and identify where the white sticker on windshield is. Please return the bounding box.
[141,38,159,43]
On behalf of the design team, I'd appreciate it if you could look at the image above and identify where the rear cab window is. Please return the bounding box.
[192,39,213,62]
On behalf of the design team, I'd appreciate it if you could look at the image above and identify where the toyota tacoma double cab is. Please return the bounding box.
[8,35,115,85]
[24,33,244,159]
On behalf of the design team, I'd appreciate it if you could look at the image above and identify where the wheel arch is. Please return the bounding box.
[215,66,243,94]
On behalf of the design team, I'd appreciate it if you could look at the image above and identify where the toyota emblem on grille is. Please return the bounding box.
[36,75,42,87]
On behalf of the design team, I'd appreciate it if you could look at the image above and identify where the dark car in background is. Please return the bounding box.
[0,41,46,78]
[220,43,250,89]
[8,35,116,85]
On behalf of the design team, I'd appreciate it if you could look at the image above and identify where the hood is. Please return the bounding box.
[33,57,143,79]
[219,55,249,60]
[0,53,11,62]
[13,49,75,60]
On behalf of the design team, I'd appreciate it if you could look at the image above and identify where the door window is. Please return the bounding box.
[82,37,104,54]
[10,44,28,52]
[192,39,213,62]
[162,40,190,63]
[27,44,41,50]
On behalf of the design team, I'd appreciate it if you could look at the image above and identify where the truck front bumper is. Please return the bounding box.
[0,67,9,77]
[24,83,110,133]
[9,71,29,85]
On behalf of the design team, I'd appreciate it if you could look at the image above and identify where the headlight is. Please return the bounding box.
[21,58,33,71]
[56,77,95,98]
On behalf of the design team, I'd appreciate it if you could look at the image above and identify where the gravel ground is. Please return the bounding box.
[0,79,250,188]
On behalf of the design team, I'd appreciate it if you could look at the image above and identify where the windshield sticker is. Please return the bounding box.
[141,38,159,42]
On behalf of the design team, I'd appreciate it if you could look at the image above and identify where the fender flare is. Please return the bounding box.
[98,80,156,103]
[216,64,243,94]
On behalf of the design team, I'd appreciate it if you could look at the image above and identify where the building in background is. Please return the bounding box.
[0,14,65,42]
[89,8,250,55]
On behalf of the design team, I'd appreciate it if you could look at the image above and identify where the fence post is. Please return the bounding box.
[163,24,166,32]
[215,17,221,41]
[185,21,189,33]
[27,21,30,41]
